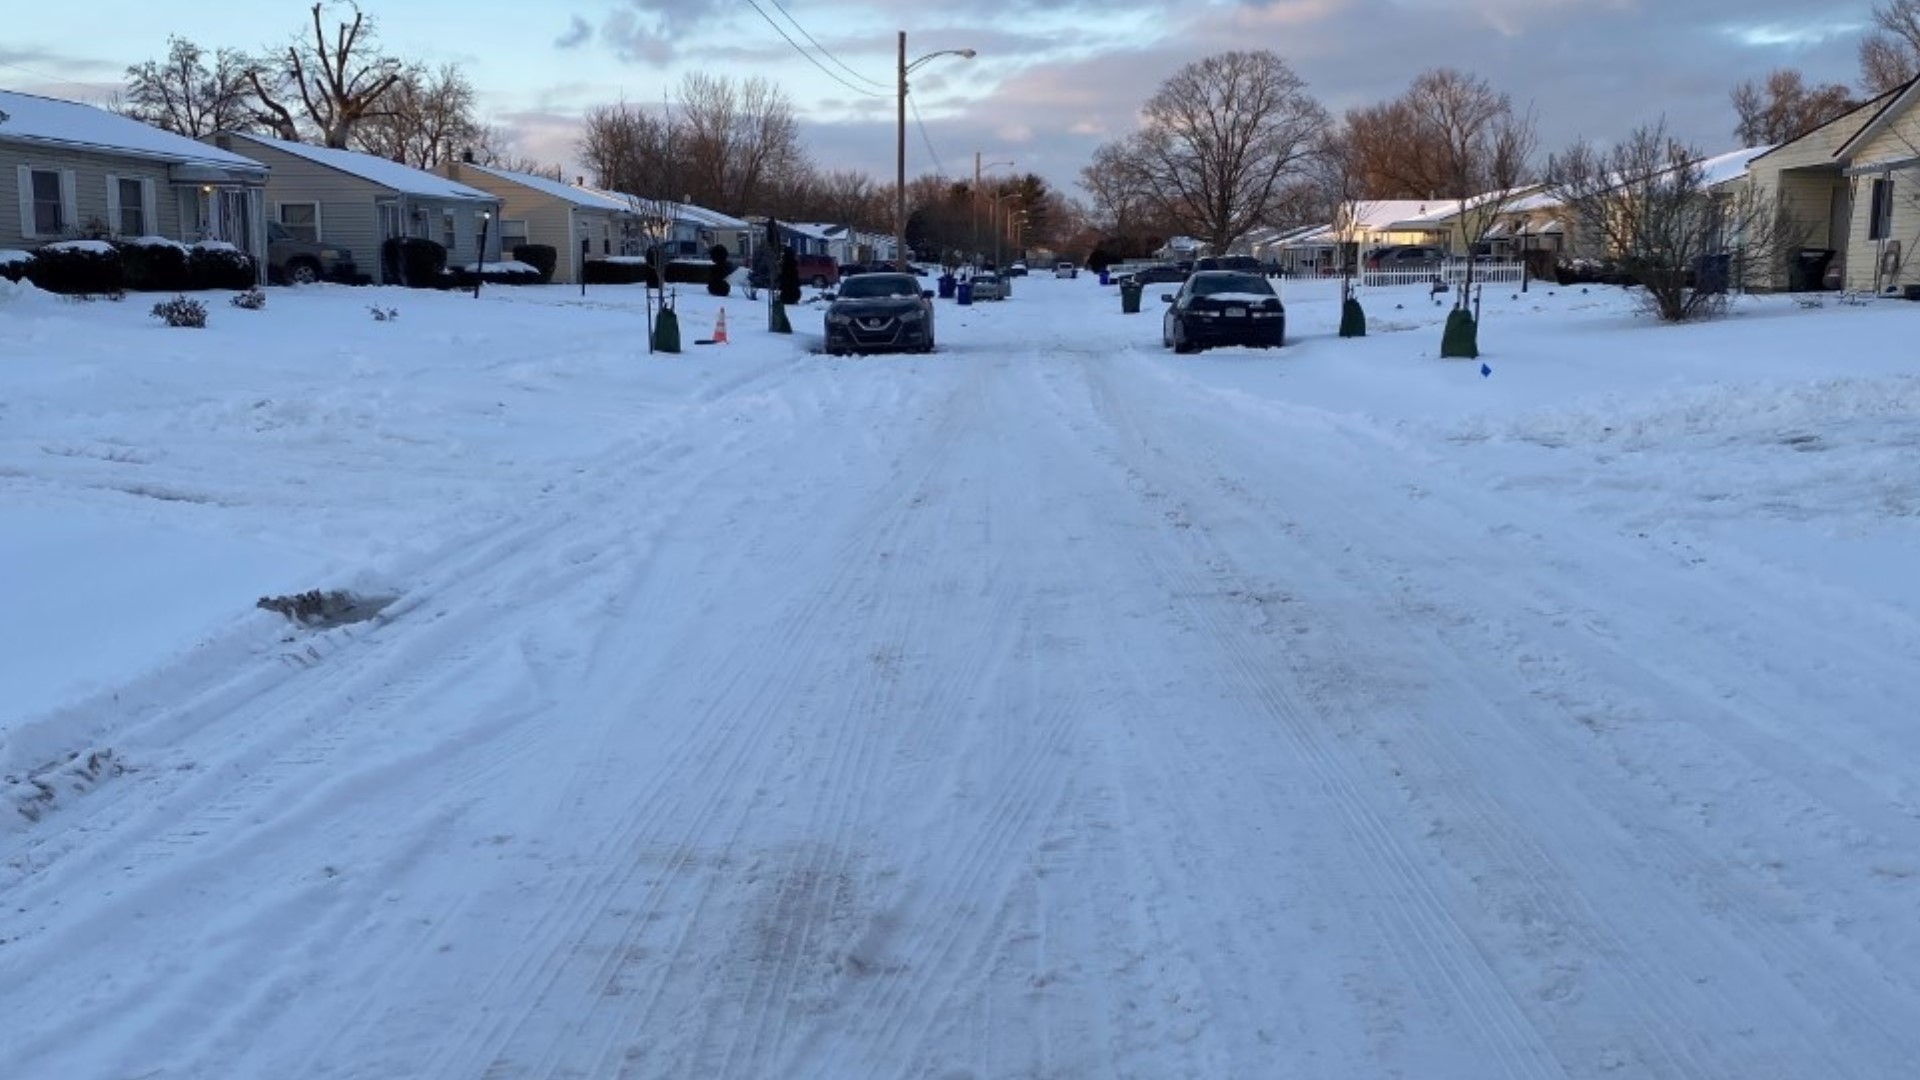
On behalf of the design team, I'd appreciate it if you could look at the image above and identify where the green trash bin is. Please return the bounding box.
[653,305,681,353]
[1120,280,1143,314]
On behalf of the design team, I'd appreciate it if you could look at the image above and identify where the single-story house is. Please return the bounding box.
[1333,199,1445,252]
[435,161,633,284]
[1744,74,1920,293]
[210,131,501,284]
[2,88,269,276]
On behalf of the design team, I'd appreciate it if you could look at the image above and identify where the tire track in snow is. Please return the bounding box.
[1076,351,1920,1077]
[1065,352,1574,1079]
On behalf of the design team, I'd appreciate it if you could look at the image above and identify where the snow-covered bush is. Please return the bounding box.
[230,287,267,310]
[0,249,30,284]
[114,237,192,292]
[584,257,658,286]
[25,241,123,295]
[189,244,257,291]
[512,244,558,283]
[381,238,446,288]
[150,295,208,328]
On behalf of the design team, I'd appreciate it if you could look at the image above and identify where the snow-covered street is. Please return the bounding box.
[4,273,1918,1078]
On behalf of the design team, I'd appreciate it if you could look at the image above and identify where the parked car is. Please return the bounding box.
[968,271,1007,301]
[1055,261,1078,279]
[1195,255,1264,274]
[1114,263,1188,286]
[823,271,935,355]
[1364,245,1446,271]
[795,252,840,287]
[267,221,356,284]
[1006,261,1029,277]
[1161,270,1285,354]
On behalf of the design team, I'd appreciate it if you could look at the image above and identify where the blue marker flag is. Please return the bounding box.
[1480,363,1492,377]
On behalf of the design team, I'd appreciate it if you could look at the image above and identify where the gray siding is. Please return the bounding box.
[218,134,500,283]
[1,143,182,248]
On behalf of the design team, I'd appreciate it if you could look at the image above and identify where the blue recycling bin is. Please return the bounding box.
[956,280,973,306]
[1098,268,1110,286]
[938,272,956,299]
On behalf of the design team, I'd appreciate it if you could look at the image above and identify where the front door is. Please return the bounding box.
[377,202,406,283]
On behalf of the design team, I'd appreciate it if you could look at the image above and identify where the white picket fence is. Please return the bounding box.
[1361,259,1527,289]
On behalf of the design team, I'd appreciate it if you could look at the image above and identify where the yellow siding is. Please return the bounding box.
[436,162,628,283]
[1841,98,1920,292]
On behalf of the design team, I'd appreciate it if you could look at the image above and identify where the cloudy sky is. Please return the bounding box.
[0,0,1877,199]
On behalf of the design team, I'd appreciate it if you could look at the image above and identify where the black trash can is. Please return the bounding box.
[1789,247,1835,292]
[1694,252,1731,294]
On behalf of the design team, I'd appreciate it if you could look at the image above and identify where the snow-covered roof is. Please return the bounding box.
[1385,187,1547,229]
[579,189,750,229]
[1697,145,1770,188]
[458,164,633,212]
[0,89,267,173]
[1342,200,1438,230]
[782,221,841,242]
[222,132,495,200]
[1277,224,1335,246]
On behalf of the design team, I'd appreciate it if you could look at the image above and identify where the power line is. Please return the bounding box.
[908,94,947,178]
[0,59,121,100]
[761,0,889,90]
[740,0,887,99]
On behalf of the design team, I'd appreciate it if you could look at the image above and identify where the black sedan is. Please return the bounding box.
[823,272,936,355]
[1115,263,1189,286]
[1161,271,1285,354]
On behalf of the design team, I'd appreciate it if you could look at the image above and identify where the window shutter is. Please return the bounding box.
[105,174,123,235]
[59,170,78,234]
[14,165,31,237]
[140,179,157,238]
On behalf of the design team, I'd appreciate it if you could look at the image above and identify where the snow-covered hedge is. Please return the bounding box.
[583,258,658,286]
[450,259,543,286]
[11,237,257,295]
[512,244,557,283]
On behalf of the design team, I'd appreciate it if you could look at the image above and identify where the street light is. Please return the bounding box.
[974,153,1013,266]
[985,190,1021,270]
[898,31,976,270]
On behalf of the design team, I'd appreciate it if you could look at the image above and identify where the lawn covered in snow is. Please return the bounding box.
[2,271,1917,1078]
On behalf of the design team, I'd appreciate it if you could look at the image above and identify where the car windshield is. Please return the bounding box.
[838,274,920,299]
[1188,273,1273,297]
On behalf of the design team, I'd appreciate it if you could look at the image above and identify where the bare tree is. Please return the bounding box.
[120,36,258,137]
[1860,0,1920,94]
[352,63,478,168]
[578,100,677,198]
[805,169,885,229]
[1342,98,1453,199]
[247,2,407,147]
[1095,51,1328,254]
[1548,123,1799,322]
[1397,69,1537,304]
[674,73,805,214]
[1731,69,1857,145]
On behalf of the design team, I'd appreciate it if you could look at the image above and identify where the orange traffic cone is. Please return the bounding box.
[713,307,729,344]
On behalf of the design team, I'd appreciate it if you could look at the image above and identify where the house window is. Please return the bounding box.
[500,218,529,250]
[443,209,458,254]
[31,169,65,236]
[278,202,320,243]
[115,177,146,235]
[1869,177,1893,241]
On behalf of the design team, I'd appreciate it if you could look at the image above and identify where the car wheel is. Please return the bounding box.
[287,258,321,285]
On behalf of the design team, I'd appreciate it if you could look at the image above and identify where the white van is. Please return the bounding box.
[1054,261,1078,279]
